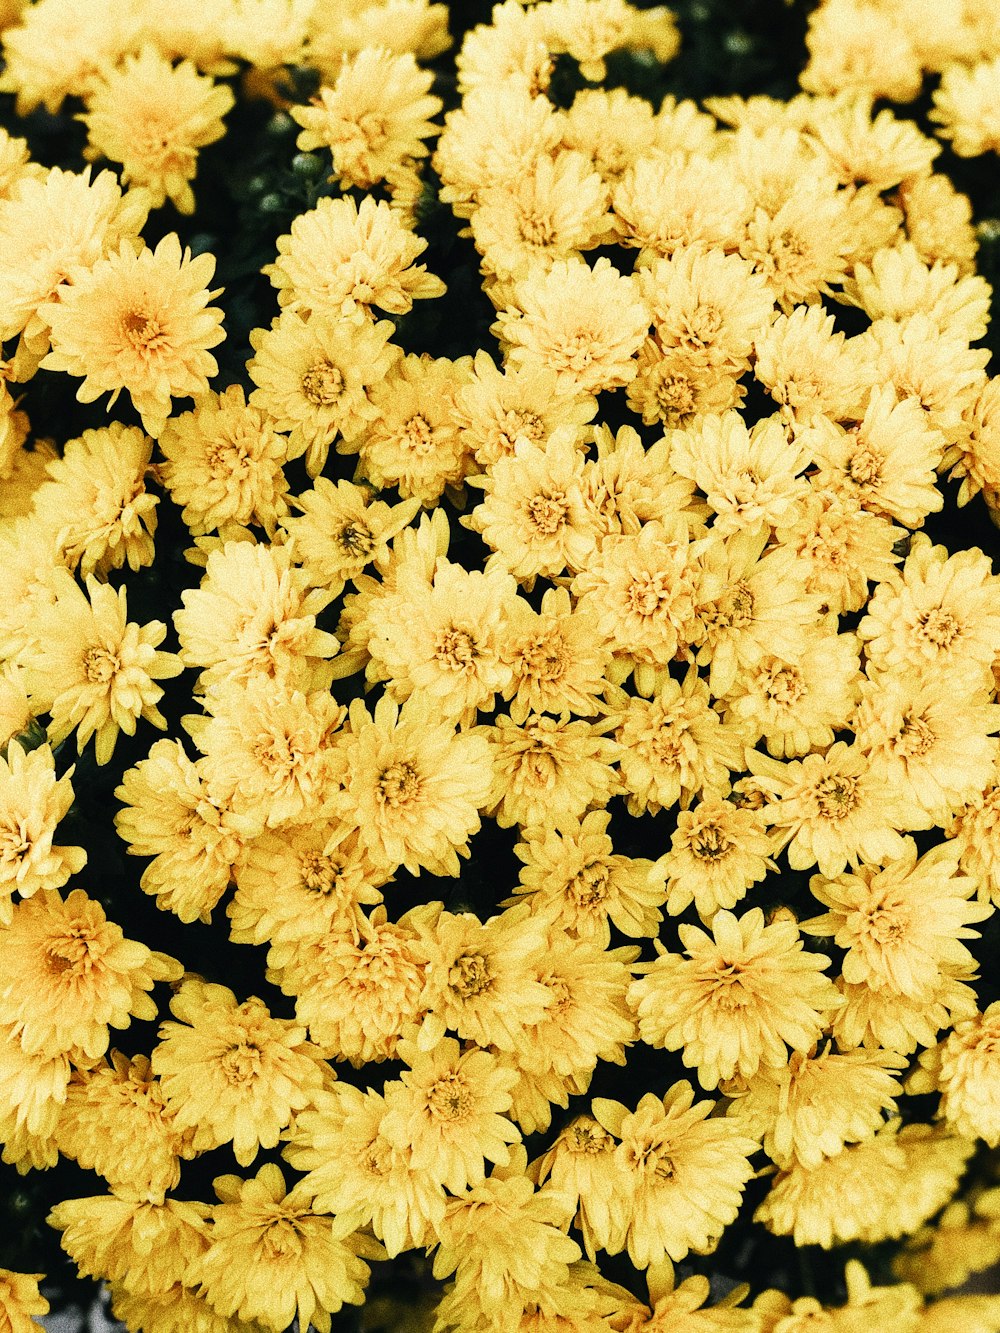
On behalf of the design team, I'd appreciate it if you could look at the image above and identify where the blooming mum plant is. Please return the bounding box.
[1,0,1000,1330]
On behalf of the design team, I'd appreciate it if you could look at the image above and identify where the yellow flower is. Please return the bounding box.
[623,1263,761,1333]
[752,302,866,425]
[547,0,635,82]
[79,46,233,213]
[510,809,664,944]
[746,740,911,877]
[0,740,86,923]
[629,908,840,1090]
[833,964,980,1056]
[333,693,491,876]
[281,904,429,1065]
[187,1163,380,1333]
[0,165,149,350]
[592,1083,759,1266]
[0,1269,48,1333]
[945,759,1000,906]
[31,423,157,576]
[464,431,601,586]
[41,233,225,437]
[279,478,419,598]
[264,193,445,322]
[152,977,328,1166]
[659,796,776,920]
[895,1196,1000,1296]
[22,574,182,766]
[842,240,990,341]
[174,539,339,694]
[803,839,989,998]
[109,1281,268,1333]
[0,887,179,1060]
[500,586,611,724]
[562,86,658,182]
[455,0,554,98]
[724,1044,907,1169]
[801,1,923,103]
[942,376,1000,507]
[626,337,746,429]
[584,423,704,542]
[0,663,31,750]
[57,1051,195,1200]
[0,1018,72,1143]
[612,152,751,262]
[807,94,940,190]
[247,308,400,476]
[478,712,621,831]
[931,57,1000,158]
[530,1116,632,1261]
[188,675,347,829]
[292,48,442,191]
[913,1003,1000,1146]
[492,256,649,395]
[158,385,291,537]
[381,1035,521,1192]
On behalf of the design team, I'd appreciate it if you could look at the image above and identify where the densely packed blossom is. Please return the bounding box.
[2,0,1000,1328]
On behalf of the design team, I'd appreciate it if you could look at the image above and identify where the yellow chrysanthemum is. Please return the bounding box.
[0,887,179,1060]
[41,233,225,437]
[629,907,840,1090]
[659,795,776,920]
[499,586,611,724]
[931,56,1000,158]
[0,740,85,924]
[912,1002,1000,1147]
[80,46,233,213]
[0,1269,48,1333]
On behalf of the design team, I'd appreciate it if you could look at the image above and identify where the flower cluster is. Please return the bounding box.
[1,0,1000,1329]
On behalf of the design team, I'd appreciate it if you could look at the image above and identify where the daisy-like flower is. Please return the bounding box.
[479,712,621,831]
[22,575,182,766]
[0,888,179,1060]
[913,1003,1000,1147]
[158,385,291,537]
[492,256,648,396]
[114,738,255,925]
[31,423,157,577]
[189,1164,380,1333]
[453,350,597,470]
[264,194,445,322]
[510,810,665,945]
[499,586,611,724]
[41,233,225,437]
[247,309,400,476]
[833,962,980,1057]
[752,303,867,426]
[174,539,340,694]
[859,535,1000,691]
[629,908,840,1090]
[807,94,940,190]
[0,1020,73,1141]
[659,796,776,920]
[853,673,1000,827]
[279,479,419,598]
[465,431,600,587]
[0,165,149,351]
[381,1035,521,1192]
[188,675,347,830]
[291,48,441,191]
[931,56,1000,158]
[152,978,329,1166]
[455,0,553,98]
[942,376,1000,509]
[285,1083,445,1256]
[0,1269,48,1333]
[584,423,704,541]
[842,241,990,341]
[281,904,429,1065]
[333,694,492,876]
[802,839,989,999]
[109,1282,269,1333]
[592,1083,759,1267]
[530,1115,632,1261]
[626,337,746,431]
[79,46,233,214]
[738,184,854,311]
[0,740,86,923]
[724,1044,907,1169]
[415,904,553,1054]
[745,740,911,877]
[612,667,747,817]
[57,1052,195,1200]
[612,152,751,262]
[946,760,1000,907]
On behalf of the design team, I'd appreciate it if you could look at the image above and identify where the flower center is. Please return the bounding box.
[813,774,860,820]
[46,930,99,973]
[502,409,544,449]
[301,361,344,406]
[519,210,556,247]
[895,712,936,759]
[652,366,696,420]
[434,627,478,670]
[526,491,568,534]
[691,823,732,861]
[427,1071,472,1121]
[449,950,492,998]
[299,851,340,894]
[915,607,960,649]
[626,573,668,617]
[220,1041,263,1085]
[83,645,120,684]
[517,630,568,683]
[121,309,167,351]
[570,859,611,906]
[847,445,882,486]
[337,521,374,557]
[568,1121,614,1154]
[401,415,434,453]
[376,761,421,809]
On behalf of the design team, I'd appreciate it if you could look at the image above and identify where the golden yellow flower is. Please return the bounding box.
[626,336,746,430]
[801,1,923,103]
[80,46,232,213]
[31,423,157,576]
[292,48,441,191]
[0,888,179,1060]
[942,375,1000,507]
[158,385,291,537]
[455,0,553,98]
[510,809,664,944]
[842,240,990,341]
[912,1002,1000,1147]
[492,256,648,395]
[0,740,86,924]
[530,1116,632,1261]
[629,908,840,1090]
[0,663,31,750]
[612,152,751,262]
[381,1035,520,1193]
[498,586,610,724]
[188,1163,380,1333]
[41,233,225,437]
[0,1019,72,1143]
[57,1051,195,1200]
[584,423,704,541]
[109,1281,268,1333]
[22,574,182,766]
[807,94,940,190]
[945,759,1000,907]
[247,308,400,476]
[479,712,621,831]
[659,796,776,920]
[833,963,979,1056]
[895,1196,1000,1296]
[931,57,1000,158]
[264,193,445,322]
[0,165,149,351]
[0,1269,48,1333]
[592,1083,759,1267]
[547,0,635,82]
